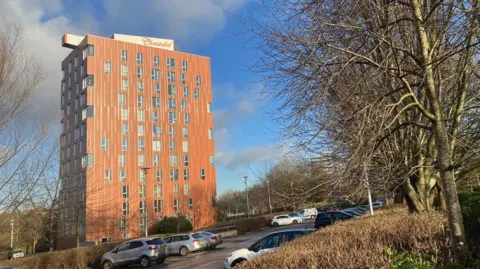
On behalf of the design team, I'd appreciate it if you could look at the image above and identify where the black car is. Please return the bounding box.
[314,211,353,229]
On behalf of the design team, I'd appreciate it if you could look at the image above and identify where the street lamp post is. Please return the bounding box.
[243,176,250,218]
[141,167,150,237]
[10,218,14,249]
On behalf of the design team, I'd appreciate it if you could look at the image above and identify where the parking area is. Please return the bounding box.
[120,220,314,269]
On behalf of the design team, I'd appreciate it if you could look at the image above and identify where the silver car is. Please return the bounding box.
[100,238,166,269]
[198,231,223,249]
[163,233,207,256]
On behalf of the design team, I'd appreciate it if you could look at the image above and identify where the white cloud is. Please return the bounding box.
[215,144,289,170]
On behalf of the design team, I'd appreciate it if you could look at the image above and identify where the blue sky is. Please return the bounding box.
[0,0,288,194]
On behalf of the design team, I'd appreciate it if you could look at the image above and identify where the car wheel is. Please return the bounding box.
[103,260,114,269]
[139,256,150,268]
[293,220,298,224]
[179,246,189,256]
[231,258,247,268]
[272,222,279,227]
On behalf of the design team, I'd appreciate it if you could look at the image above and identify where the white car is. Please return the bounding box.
[224,228,315,269]
[298,208,318,219]
[10,250,24,259]
[270,214,303,227]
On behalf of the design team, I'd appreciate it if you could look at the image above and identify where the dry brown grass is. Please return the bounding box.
[239,206,449,269]
[0,243,118,269]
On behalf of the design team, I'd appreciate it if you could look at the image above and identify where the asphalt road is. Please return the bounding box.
[123,220,314,269]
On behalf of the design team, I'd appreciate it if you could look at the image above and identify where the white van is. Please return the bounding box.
[298,208,317,219]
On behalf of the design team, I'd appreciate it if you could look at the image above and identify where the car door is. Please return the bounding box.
[163,237,173,255]
[125,241,144,264]
[112,242,130,265]
[257,232,285,256]
[171,235,184,254]
[279,216,288,225]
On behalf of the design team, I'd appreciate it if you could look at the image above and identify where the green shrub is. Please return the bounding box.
[151,215,193,234]
[386,248,437,269]
[458,191,480,258]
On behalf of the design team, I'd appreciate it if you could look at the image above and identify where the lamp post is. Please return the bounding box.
[243,176,250,218]
[141,167,150,237]
[10,218,14,249]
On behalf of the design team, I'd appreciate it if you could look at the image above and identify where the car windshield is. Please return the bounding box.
[288,213,298,217]
[192,233,204,239]
[146,238,165,245]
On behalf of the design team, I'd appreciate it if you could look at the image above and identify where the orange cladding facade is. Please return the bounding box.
[58,34,217,247]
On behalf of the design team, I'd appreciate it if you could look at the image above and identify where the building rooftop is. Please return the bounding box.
[62,33,177,51]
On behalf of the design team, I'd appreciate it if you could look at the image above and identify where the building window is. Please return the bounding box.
[183,169,189,180]
[122,123,128,135]
[136,67,143,78]
[154,200,163,212]
[154,83,160,93]
[139,185,145,198]
[75,127,80,139]
[182,61,188,71]
[104,170,112,182]
[196,75,202,86]
[207,102,211,113]
[152,111,159,122]
[208,128,213,139]
[118,93,125,105]
[188,198,193,209]
[154,184,162,197]
[119,154,125,166]
[137,81,144,92]
[169,140,175,152]
[123,202,130,215]
[181,100,187,111]
[122,186,129,198]
[181,73,186,84]
[81,64,85,76]
[173,184,179,196]
[167,71,176,82]
[153,154,159,166]
[156,169,162,181]
[201,168,206,180]
[104,62,112,74]
[138,139,145,151]
[139,169,146,181]
[121,65,128,76]
[183,87,188,97]
[138,124,144,136]
[137,95,144,107]
[153,125,161,137]
[120,169,126,182]
[153,141,162,152]
[101,137,108,151]
[83,45,95,59]
[182,141,188,152]
[122,108,128,120]
[122,138,128,151]
[152,97,160,108]
[81,124,85,136]
[170,155,178,166]
[168,126,175,137]
[138,154,145,166]
[167,58,175,68]
[151,69,159,80]
[184,113,190,124]
[182,127,188,138]
[194,88,200,99]
[168,85,176,95]
[83,75,94,90]
[168,112,177,123]
[184,155,189,166]
[170,169,178,181]
[173,199,179,211]
[168,98,176,110]
[121,50,127,61]
[138,110,145,121]
[153,56,159,66]
[136,52,143,64]
[210,155,215,166]
[122,78,128,90]
[139,200,146,214]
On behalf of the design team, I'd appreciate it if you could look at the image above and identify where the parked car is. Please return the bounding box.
[163,233,207,256]
[198,231,223,249]
[0,267,18,269]
[224,228,315,269]
[372,201,384,208]
[317,206,341,212]
[271,214,303,227]
[342,208,363,216]
[7,250,24,260]
[100,237,166,269]
[314,211,354,229]
[298,208,317,219]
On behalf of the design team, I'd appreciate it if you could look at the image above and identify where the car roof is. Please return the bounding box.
[266,228,316,236]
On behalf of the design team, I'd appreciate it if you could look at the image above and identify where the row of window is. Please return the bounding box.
[121,183,190,199]
[121,197,193,217]
[103,168,207,182]
[108,63,201,85]
[120,50,188,71]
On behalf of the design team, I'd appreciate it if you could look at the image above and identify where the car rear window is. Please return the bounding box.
[192,233,204,239]
[146,238,165,245]
[203,232,213,235]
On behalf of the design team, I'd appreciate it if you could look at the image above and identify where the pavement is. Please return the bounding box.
[121,220,314,269]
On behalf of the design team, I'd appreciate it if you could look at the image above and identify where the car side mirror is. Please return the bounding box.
[113,249,118,254]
